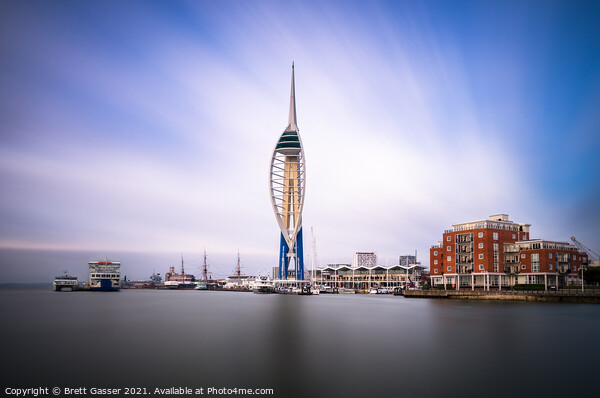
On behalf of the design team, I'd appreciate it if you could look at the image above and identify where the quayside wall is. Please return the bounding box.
[402,289,600,303]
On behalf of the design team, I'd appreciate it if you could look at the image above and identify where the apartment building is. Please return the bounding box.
[429,214,587,290]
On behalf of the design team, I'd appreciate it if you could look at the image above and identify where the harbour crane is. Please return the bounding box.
[570,236,600,267]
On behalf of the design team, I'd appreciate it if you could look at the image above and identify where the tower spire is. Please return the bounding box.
[287,62,297,132]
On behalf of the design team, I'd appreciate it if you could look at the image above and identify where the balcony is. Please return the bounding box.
[456,256,472,262]
[456,234,473,243]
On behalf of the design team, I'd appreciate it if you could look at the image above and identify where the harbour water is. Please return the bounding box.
[1,289,599,398]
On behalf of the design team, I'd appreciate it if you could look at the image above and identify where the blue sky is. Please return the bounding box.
[1,0,599,282]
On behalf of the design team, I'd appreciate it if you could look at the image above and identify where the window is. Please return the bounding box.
[521,264,526,269]
[532,253,539,273]
[549,253,552,259]
[478,243,484,249]
[478,232,483,238]
[447,256,451,262]
[434,269,439,274]
[434,251,438,256]
[521,254,526,258]
[512,234,516,239]
[479,254,484,259]
[493,243,499,272]
[479,264,484,270]
[447,246,451,251]
[434,260,438,265]
[574,266,577,272]
[447,236,451,241]
[447,266,452,272]
[549,264,553,270]
[493,232,498,240]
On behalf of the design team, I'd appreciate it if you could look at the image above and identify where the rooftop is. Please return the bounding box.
[447,214,530,233]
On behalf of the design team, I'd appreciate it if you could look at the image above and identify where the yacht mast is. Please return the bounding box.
[311,227,317,285]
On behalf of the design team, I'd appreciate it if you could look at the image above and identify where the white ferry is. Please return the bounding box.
[88,261,120,291]
[53,274,78,292]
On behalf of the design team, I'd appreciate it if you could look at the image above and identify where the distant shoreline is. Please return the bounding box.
[0,283,52,289]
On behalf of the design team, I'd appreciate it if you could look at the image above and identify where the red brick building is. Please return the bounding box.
[429,214,587,289]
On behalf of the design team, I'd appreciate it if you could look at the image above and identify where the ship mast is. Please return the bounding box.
[202,248,209,282]
[311,227,317,285]
[235,250,242,279]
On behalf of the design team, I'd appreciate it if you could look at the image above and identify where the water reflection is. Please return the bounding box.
[1,290,598,398]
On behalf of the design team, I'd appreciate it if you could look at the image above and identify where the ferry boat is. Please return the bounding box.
[252,275,274,294]
[88,261,120,291]
[53,273,78,292]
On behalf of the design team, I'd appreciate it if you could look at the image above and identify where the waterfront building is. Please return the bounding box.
[353,252,377,268]
[511,239,586,287]
[316,264,425,289]
[269,63,306,280]
[429,214,588,290]
[164,258,196,284]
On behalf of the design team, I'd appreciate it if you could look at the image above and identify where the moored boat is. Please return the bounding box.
[252,275,274,294]
[88,261,120,291]
[53,274,78,292]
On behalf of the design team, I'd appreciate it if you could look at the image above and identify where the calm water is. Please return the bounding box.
[1,289,599,398]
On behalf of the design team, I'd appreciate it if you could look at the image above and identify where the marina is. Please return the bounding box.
[54,257,600,303]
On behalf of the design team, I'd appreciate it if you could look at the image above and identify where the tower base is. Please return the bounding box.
[278,228,304,280]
